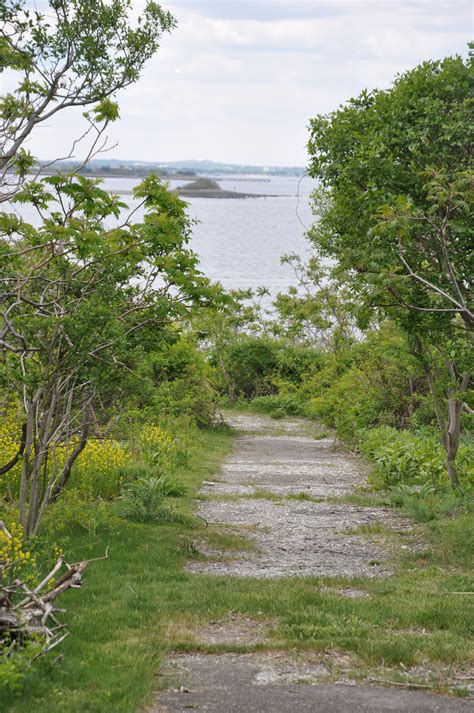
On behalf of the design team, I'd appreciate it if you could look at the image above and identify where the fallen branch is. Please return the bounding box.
[367,677,437,689]
[1,544,108,663]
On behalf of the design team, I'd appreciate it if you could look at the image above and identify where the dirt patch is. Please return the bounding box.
[188,499,399,578]
[196,613,276,646]
[223,411,315,436]
[201,434,367,498]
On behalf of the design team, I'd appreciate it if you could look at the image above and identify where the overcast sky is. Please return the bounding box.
[25,0,473,166]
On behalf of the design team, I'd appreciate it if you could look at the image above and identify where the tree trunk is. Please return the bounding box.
[20,389,42,533]
[417,343,470,491]
[443,366,471,491]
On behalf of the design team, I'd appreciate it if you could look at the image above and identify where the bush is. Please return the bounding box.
[218,337,280,399]
[360,426,474,489]
[120,476,186,522]
[43,490,122,536]
[251,393,305,417]
[146,339,216,427]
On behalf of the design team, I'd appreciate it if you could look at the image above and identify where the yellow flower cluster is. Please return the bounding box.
[0,414,22,484]
[139,424,173,451]
[78,438,129,475]
[139,424,175,469]
[74,438,130,498]
[0,522,35,585]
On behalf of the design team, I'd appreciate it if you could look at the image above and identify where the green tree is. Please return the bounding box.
[0,0,174,197]
[307,50,473,487]
[0,1,215,535]
[0,174,210,535]
[273,253,356,351]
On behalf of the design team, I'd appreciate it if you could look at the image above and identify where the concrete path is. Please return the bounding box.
[152,413,472,712]
[154,653,472,712]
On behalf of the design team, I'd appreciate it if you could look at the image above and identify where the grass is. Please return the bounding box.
[205,528,259,552]
[3,424,474,711]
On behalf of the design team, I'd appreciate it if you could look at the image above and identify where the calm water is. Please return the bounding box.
[108,174,316,296]
[9,174,317,297]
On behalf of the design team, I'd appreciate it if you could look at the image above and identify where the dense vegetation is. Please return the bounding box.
[0,1,472,707]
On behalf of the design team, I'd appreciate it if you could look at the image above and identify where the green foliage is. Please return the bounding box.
[251,393,306,417]
[0,642,43,693]
[216,337,280,400]
[121,477,167,522]
[0,172,212,534]
[43,490,122,537]
[302,324,424,440]
[306,49,473,487]
[0,0,175,179]
[274,255,357,349]
[69,439,132,500]
[429,513,474,568]
[143,338,216,427]
[360,426,474,489]
[307,51,472,329]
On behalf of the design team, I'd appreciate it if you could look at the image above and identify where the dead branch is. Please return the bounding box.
[1,546,107,661]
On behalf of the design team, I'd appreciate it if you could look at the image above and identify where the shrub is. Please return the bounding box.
[146,339,216,427]
[43,490,121,536]
[360,426,474,489]
[251,393,305,417]
[121,477,168,523]
[219,337,280,399]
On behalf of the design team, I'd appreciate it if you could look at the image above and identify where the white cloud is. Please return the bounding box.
[16,0,473,165]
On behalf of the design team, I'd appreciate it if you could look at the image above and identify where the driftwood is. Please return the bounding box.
[0,531,108,660]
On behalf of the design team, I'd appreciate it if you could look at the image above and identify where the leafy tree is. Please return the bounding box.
[0,1,216,535]
[0,0,174,197]
[307,50,473,487]
[273,253,357,351]
[0,174,210,535]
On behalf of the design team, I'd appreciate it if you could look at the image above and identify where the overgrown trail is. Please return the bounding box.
[152,413,471,713]
[188,412,404,579]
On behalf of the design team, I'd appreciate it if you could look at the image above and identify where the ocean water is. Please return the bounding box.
[8,174,317,297]
[106,174,316,296]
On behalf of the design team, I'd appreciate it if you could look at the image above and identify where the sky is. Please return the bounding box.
[15,0,474,166]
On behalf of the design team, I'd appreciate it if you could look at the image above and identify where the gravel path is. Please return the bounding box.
[152,413,469,712]
[187,412,407,579]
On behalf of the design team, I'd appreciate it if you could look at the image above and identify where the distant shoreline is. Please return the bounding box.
[112,187,284,199]
[113,176,288,199]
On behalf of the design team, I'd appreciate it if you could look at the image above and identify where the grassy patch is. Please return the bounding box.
[327,491,391,508]
[205,528,259,553]
[4,422,473,712]
[344,522,390,536]
[287,492,326,503]
[245,487,284,501]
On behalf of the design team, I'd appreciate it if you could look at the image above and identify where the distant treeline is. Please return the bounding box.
[32,159,305,178]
